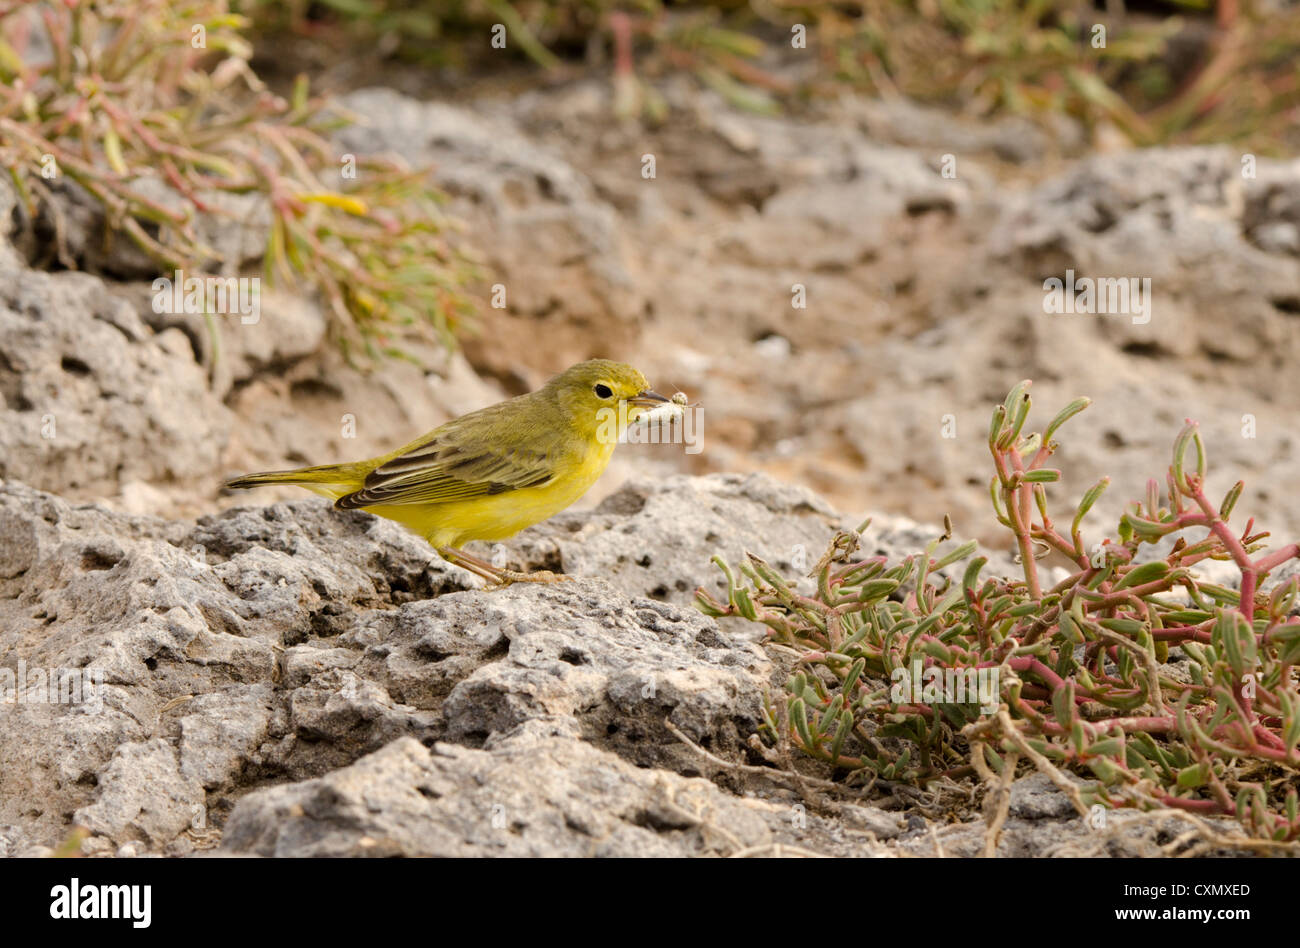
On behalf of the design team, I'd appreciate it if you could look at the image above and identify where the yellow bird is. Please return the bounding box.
[225,360,671,584]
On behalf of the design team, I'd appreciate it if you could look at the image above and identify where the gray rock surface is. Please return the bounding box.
[478,81,1300,545]
[508,470,1032,611]
[0,172,510,522]
[0,472,840,855]
[222,730,776,857]
[73,738,205,845]
[336,89,644,359]
[0,469,1224,857]
[0,236,233,499]
[513,472,844,607]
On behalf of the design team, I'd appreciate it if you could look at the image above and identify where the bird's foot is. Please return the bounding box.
[488,568,573,586]
[437,547,571,587]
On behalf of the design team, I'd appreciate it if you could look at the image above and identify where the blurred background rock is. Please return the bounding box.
[2,0,1298,549]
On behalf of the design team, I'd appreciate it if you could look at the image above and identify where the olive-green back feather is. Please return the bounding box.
[334,387,573,509]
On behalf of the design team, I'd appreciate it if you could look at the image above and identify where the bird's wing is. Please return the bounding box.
[335,403,562,510]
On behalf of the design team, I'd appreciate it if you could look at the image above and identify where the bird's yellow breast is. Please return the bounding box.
[361,438,615,549]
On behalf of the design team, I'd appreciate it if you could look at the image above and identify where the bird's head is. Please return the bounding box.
[548,359,669,445]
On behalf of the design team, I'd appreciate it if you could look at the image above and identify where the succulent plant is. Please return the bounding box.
[1,0,477,360]
[698,382,1300,842]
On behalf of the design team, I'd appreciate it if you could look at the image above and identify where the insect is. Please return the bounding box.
[635,389,693,426]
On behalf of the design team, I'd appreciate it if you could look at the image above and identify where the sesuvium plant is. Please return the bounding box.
[697,382,1300,842]
[0,0,477,361]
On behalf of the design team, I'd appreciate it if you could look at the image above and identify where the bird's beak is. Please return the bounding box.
[628,390,670,408]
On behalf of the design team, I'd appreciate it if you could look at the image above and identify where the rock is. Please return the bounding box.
[849,97,1085,164]
[712,143,1300,545]
[897,804,1249,858]
[142,286,328,402]
[73,739,205,845]
[0,176,15,240]
[178,685,274,790]
[334,89,644,377]
[0,473,808,854]
[221,732,774,857]
[0,478,456,851]
[0,250,233,501]
[13,172,269,280]
[838,804,907,840]
[505,472,1023,610]
[511,472,844,607]
[80,834,113,856]
[713,118,975,272]
[1007,772,1080,820]
[1245,158,1300,257]
[0,453,1278,857]
[432,581,770,761]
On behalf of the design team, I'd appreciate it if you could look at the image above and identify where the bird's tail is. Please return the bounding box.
[225,463,364,501]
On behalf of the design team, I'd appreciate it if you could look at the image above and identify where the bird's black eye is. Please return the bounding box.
[594,383,613,399]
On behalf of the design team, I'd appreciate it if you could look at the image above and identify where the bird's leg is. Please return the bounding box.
[493,566,572,584]
[437,547,501,583]
[437,547,571,586]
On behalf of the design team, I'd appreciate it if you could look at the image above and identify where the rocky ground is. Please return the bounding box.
[1,75,1296,856]
[0,474,1248,857]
